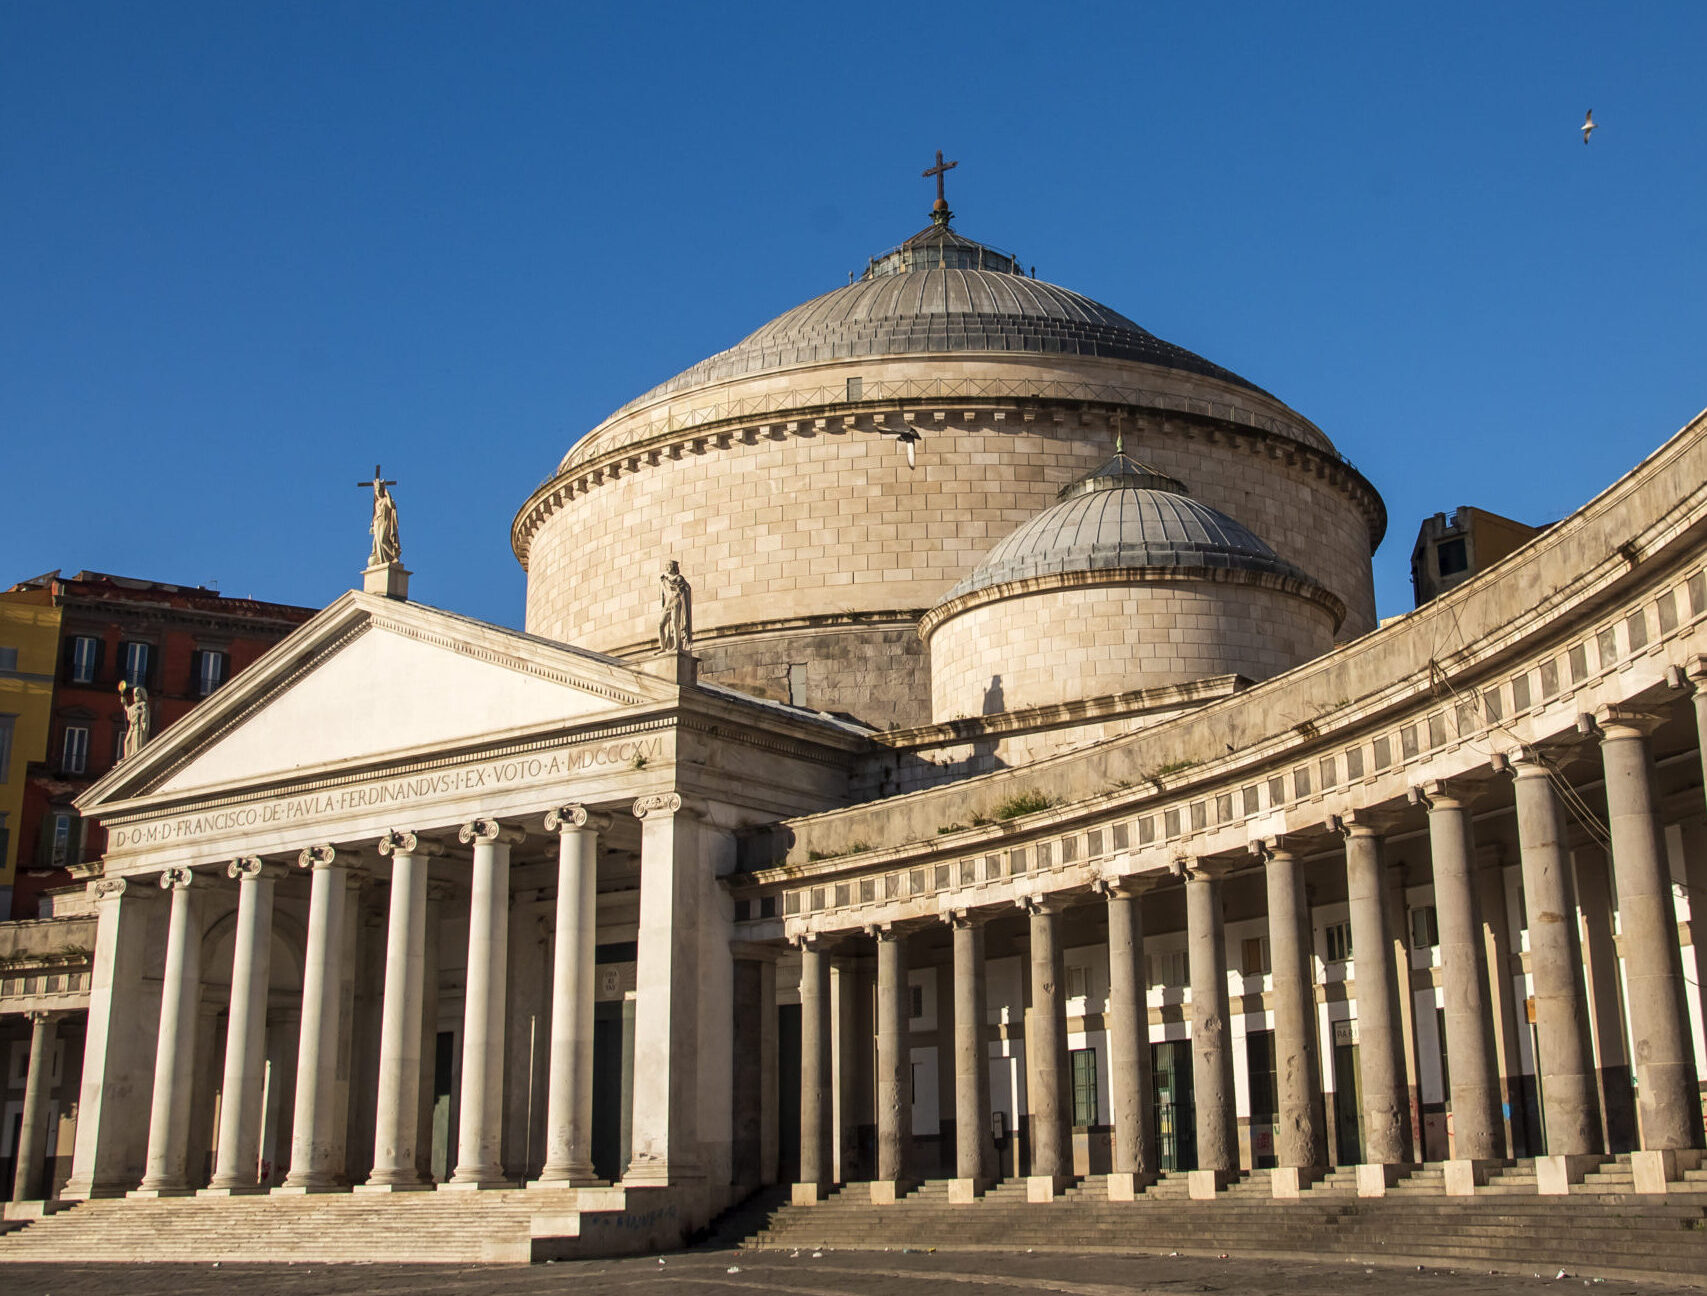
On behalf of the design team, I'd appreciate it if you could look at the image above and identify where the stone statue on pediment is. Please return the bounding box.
[658,559,692,653]
[118,682,151,760]
[357,465,401,567]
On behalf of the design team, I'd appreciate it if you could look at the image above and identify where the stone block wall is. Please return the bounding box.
[927,580,1337,721]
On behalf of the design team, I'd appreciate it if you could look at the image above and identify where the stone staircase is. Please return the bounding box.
[738,1169,1707,1281]
[0,1192,549,1263]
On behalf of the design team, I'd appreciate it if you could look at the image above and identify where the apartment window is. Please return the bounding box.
[49,812,74,868]
[1065,965,1089,1000]
[1070,1048,1098,1127]
[909,984,925,1019]
[1324,920,1354,963]
[61,725,89,775]
[1436,537,1468,576]
[1410,905,1440,948]
[68,635,100,684]
[1148,949,1187,988]
[0,714,13,780]
[1241,936,1270,976]
[194,649,230,697]
[121,641,152,687]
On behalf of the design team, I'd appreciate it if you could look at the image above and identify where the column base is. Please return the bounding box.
[791,1181,833,1205]
[867,1179,915,1204]
[529,1176,608,1192]
[439,1176,512,1191]
[1188,1168,1233,1199]
[948,1177,992,1204]
[272,1182,348,1195]
[2,1200,71,1221]
[1536,1153,1608,1196]
[197,1184,270,1197]
[1443,1158,1498,1196]
[1025,1174,1070,1203]
[353,1179,435,1193]
[1631,1148,1705,1194]
[127,1185,196,1198]
[1271,1166,1325,1199]
[1355,1163,1412,1197]
[1105,1171,1158,1201]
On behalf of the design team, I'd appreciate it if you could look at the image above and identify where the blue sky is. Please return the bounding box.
[4,2,1704,625]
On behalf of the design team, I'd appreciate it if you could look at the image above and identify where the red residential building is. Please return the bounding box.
[7,571,316,917]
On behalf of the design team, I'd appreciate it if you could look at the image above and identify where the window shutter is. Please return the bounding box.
[93,637,106,684]
[61,637,77,682]
[189,649,203,695]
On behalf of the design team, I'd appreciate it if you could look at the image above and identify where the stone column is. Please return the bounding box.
[1339,815,1411,1194]
[361,831,441,1190]
[203,858,283,1193]
[278,845,355,1192]
[63,876,160,1199]
[1572,844,1638,1152]
[948,911,995,1202]
[1596,711,1705,1190]
[872,923,912,1201]
[11,1012,57,1202]
[1102,881,1156,1200]
[134,866,204,1196]
[1185,866,1236,1198]
[533,806,607,1187]
[1023,897,1070,1200]
[794,937,833,1203]
[1509,756,1605,1193]
[623,794,702,1186]
[1261,840,1327,1196]
[446,817,523,1188]
[1417,783,1504,1192]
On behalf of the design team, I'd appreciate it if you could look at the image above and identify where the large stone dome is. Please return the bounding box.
[516,207,1384,729]
[610,224,1270,422]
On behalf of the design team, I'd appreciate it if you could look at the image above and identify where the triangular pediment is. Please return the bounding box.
[82,592,675,805]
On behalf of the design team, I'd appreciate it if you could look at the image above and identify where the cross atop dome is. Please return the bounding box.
[922,149,957,227]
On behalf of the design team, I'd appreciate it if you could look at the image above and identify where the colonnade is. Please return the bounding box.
[792,713,1707,1199]
[55,794,711,1201]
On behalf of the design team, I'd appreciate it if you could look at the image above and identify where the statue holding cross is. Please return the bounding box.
[357,465,401,567]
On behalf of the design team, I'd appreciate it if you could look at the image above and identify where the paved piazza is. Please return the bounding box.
[4,1251,1705,1296]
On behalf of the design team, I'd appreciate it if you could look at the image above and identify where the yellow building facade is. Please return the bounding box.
[0,587,60,913]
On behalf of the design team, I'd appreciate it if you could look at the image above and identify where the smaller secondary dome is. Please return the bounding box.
[942,452,1314,603]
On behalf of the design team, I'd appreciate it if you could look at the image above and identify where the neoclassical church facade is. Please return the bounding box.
[6,184,1705,1258]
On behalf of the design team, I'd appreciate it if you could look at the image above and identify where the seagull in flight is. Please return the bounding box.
[1581,110,1595,145]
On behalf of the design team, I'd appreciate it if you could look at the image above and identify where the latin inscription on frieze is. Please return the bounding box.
[108,735,664,850]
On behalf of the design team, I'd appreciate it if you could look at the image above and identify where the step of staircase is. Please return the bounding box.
[738,1176,1707,1280]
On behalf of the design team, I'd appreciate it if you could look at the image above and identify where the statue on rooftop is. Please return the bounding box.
[658,559,692,653]
[357,465,401,567]
[118,682,151,760]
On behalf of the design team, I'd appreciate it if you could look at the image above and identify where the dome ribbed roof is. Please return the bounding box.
[945,453,1313,601]
[609,225,1267,416]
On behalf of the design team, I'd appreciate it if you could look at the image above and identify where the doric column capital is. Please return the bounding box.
[863,920,900,942]
[1015,893,1058,917]
[458,817,527,846]
[377,829,446,858]
[1249,836,1301,863]
[1584,704,1668,740]
[227,855,286,882]
[1684,655,1707,688]
[1092,875,1158,898]
[791,931,823,951]
[940,907,985,929]
[1408,779,1471,812]
[1329,809,1389,839]
[545,804,614,834]
[158,865,196,891]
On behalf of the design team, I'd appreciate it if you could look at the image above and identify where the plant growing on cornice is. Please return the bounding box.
[993,790,1053,820]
